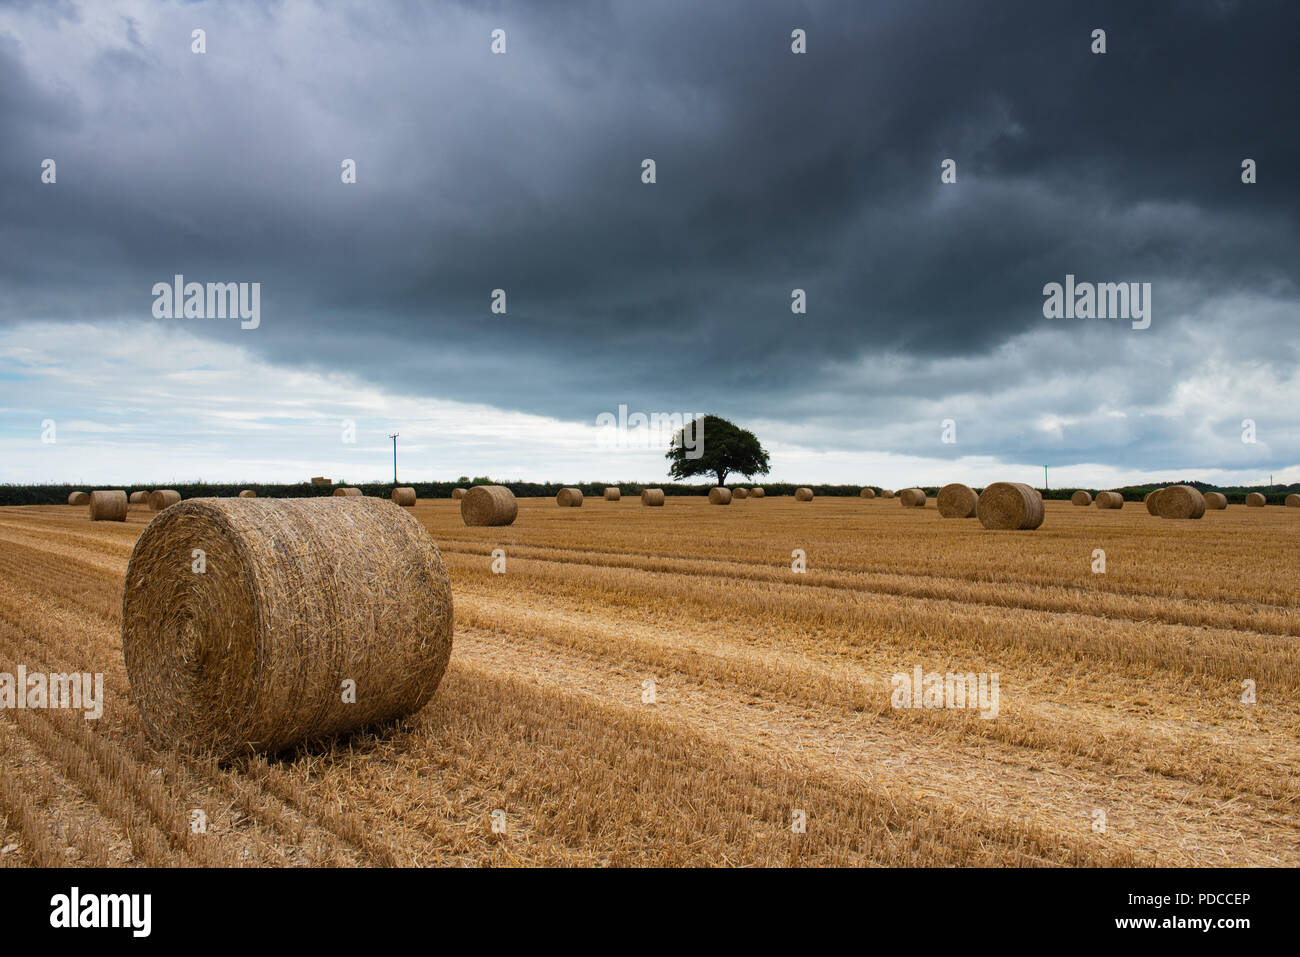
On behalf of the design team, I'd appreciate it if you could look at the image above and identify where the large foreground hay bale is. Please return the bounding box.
[68,491,90,506]
[1156,484,1205,519]
[1070,490,1092,506]
[461,485,517,526]
[1204,492,1227,509]
[1144,489,1166,515]
[732,487,748,499]
[451,488,467,500]
[937,483,977,518]
[149,490,181,511]
[900,488,926,508]
[708,487,732,505]
[88,490,127,522]
[333,487,363,497]
[859,487,876,499]
[1246,492,1266,507]
[391,487,416,507]
[641,488,665,506]
[556,487,583,507]
[238,489,257,499]
[122,498,453,759]
[1096,491,1124,510]
[750,487,765,498]
[1286,494,1300,508]
[977,482,1044,530]
[128,491,149,505]
[603,487,620,502]
[794,487,814,502]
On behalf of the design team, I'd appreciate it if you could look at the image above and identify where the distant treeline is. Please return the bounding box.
[5,478,1298,508]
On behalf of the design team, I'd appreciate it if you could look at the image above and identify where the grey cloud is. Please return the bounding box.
[0,0,1297,475]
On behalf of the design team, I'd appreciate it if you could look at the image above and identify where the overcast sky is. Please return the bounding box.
[1,0,1297,486]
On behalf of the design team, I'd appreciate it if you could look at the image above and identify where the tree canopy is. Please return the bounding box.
[665,414,770,487]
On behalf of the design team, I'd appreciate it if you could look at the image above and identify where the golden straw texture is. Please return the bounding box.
[88,490,127,522]
[900,488,927,508]
[121,497,453,759]
[461,485,518,526]
[937,484,977,518]
[149,490,181,511]
[977,482,1044,530]
[1157,485,1206,520]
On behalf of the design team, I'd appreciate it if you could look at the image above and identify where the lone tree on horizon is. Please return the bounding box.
[665,414,770,487]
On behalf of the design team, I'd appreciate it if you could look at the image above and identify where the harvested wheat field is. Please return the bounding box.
[0,496,1297,868]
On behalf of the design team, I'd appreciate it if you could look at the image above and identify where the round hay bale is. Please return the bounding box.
[68,491,90,506]
[937,483,977,518]
[1156,484,1205,520]
[1203,491,1227,510]
[1286,493,1300,508]
[461,485,517,526]
[451,488,467,500]
[1246,492,1266,507]
[794,487,814,502]
[859,487,876,499]
[881,489,895,499]
[122,497,452,759]
[603,487,620,502]
[750,487,765,498]
[1095,491,1124,510]
[708,487,732,505]
[1070,490,1092,506]
[149,490,182,511]
[391,487,416,507]
[1144,489,1166,515]
[238,489,257,499]
[732,487,748,499]
[977,482,1045,530]
[556,487,583,507]
[333,487,363,497]
[641,488,665,506]
[900,488,926,508]
[88,490,127,522]
[128,491,149,505]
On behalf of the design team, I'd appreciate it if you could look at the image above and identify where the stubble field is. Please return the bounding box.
[0,495,1296,867]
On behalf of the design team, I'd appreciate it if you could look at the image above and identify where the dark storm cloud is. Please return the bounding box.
[0,0,1297,470]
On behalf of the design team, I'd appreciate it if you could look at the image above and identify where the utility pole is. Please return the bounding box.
[389,433,399,484]
[1044,465,1048,492]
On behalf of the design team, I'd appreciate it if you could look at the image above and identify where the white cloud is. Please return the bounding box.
[2,316,1293,488]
